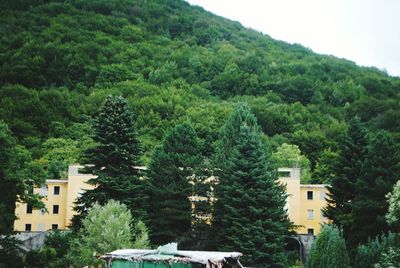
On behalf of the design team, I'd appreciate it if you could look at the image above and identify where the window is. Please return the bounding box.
[53,205,59,214]
[307,228,314,235]
[26,204,33,214]
[51,224,58,230]
[40,185,48,197]
[320,191,327,200]
[38,223,45,231]
[54,186,60,195]
[307,209,314,220]
[307,191,313,200]
[25,224,32,231]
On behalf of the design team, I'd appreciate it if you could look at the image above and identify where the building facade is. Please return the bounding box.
[14,165,95,232]
[278,167,329,235]
[15,166,329,235]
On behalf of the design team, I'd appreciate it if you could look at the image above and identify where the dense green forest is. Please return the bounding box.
[1,0,399,181]
[1,0,400,266]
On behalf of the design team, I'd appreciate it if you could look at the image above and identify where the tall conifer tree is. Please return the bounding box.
[216,103,259,167]
[351,131,400,246]
[147,122,201,246]
[324,117,368,243]
[72,96,145,230]
[213,105,291,267]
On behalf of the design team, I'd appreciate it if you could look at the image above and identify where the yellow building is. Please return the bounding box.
[15,165,329,235]
[14,164,95,232]
[278,167,329,235]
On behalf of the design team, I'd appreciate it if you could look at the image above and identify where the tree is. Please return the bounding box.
[351,130,400,246]
[67,200,149,267]
[147,122,202,246]
[354,233,400,268]
[0,121,44,267]
[213,106,291,267]
[306,224,350,268]
[324,117,368,246]
[312,149,339,184]
[72,95,146,230]
[386,180,400,231]
[216,103,259,168]
[272,143,311,183]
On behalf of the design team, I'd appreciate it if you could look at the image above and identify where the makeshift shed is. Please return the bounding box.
[101,243,243,268]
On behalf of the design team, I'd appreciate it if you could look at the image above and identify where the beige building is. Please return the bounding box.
[15,165,329,235]
[278,167,329,235]
[14,165,95,232]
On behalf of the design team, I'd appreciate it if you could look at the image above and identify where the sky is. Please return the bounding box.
[186,0,400,77]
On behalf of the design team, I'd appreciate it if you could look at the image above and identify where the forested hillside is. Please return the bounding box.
[1,0,399,179]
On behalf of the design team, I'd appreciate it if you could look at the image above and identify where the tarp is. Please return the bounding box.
[101,243,243,268]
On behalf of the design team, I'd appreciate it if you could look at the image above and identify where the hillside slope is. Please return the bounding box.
[0,0,399,176]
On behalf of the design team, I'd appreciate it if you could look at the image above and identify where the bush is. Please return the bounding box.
[306,225,350,268]
[354,233,400,268]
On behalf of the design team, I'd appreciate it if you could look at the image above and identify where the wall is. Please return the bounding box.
[278,168,329,235]
[14,164,95,232]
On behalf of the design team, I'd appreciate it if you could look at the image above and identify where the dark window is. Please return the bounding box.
[51,224,58,230]
[307,191,313,200]
[26,204,33,214]
[53,205,59,214]
[307,228,314,235]
[25,224,32,231]
[54,186,60,195]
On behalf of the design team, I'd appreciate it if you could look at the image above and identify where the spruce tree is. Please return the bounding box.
[216,103,259,167]
[351,130,400,246]
[213,110,291,266]
[324,117,368,244]
[147,122,201,246]
[72,96,145,230]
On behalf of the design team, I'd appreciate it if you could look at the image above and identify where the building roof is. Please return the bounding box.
[101,243,242,266]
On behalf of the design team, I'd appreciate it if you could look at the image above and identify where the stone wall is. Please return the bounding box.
[14,231,46,253]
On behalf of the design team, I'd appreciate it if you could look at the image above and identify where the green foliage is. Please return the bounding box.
[0,1,399,264]
[73,95,146,230]
[375,246,400,268]
[25,247,56,268]
[386,180,400,230]
[147,122,201,246]
[132,220,151,249]
[39,230,75,267]
[324,117,368,248]
[354,233,399,268]
[67,200,139,267]
[213,106,291,267]
[0,0,399,191]
[352,130,400,246]
[272,143,311,183]
[0,235,24,268]
[0,121,44,237]
[216,102,259,168]
[306,225,350,268]
[312,149,338,184]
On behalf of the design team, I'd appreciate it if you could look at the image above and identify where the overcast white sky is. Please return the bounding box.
[186,0,400,77]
